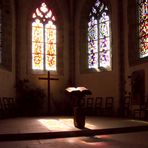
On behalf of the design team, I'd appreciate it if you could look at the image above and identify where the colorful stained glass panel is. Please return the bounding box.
[88,17,98,68]
[88,0,111,71]
[99,38,111,68]
[45,21,56,70]
[32,3,57,71]
[139,0,148,58]
[0,8,2,64]
[32,20,44,70]
[99,21,110,38]
[88,52,98,68]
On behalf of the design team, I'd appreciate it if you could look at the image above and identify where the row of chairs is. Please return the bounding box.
[123,95,148,120]
[133,102,148,120]
[0,97,16,118]
[133,96,148,120]
[80,96,114,116]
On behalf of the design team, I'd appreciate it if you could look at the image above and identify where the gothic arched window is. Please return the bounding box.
[138,0,148,58]
[0,5,2,64]
[88,0,112,71]
[32,2,57,71]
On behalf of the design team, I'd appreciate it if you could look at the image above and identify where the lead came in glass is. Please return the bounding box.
[139,0,148,58]
[88,0,112,71]
[32,3,57,71]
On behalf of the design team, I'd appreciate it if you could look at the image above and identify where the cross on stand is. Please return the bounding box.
[39,71,59,114]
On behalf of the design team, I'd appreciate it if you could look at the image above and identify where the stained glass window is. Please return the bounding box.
[0,7,2,64]
[88,0,111,71]
[138,0,148,58]
[32,3,56,71]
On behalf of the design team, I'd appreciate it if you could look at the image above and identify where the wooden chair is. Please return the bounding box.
[80,97,85,108]
[123,96,131,117]
[0,97,4,118]
[94,97,103,115]
[2,97,9,116]
[133,96,148,120]
[103,97,114,116]
[86,97,94,115]
[144,101,148,120]
[2,97,16,117]
[8,97,16,116]
[133,104,146,119]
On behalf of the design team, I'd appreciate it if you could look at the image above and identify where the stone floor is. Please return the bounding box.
[0,116,148,147]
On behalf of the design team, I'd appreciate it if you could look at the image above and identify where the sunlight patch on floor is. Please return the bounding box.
[38,119,74,131]
[38,118,97,131]
[129,119,148,124]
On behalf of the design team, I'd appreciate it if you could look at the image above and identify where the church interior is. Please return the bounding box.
[0,0,148,147]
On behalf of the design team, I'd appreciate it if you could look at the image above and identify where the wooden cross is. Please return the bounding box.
[39,71,59,114]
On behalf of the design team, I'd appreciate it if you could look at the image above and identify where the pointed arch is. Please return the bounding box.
[88,0,112,71]
[79,0,112,73]
[138,0,148,58]
[128,0,148,65]
[32,2,57,71]
[0,3,2,64]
